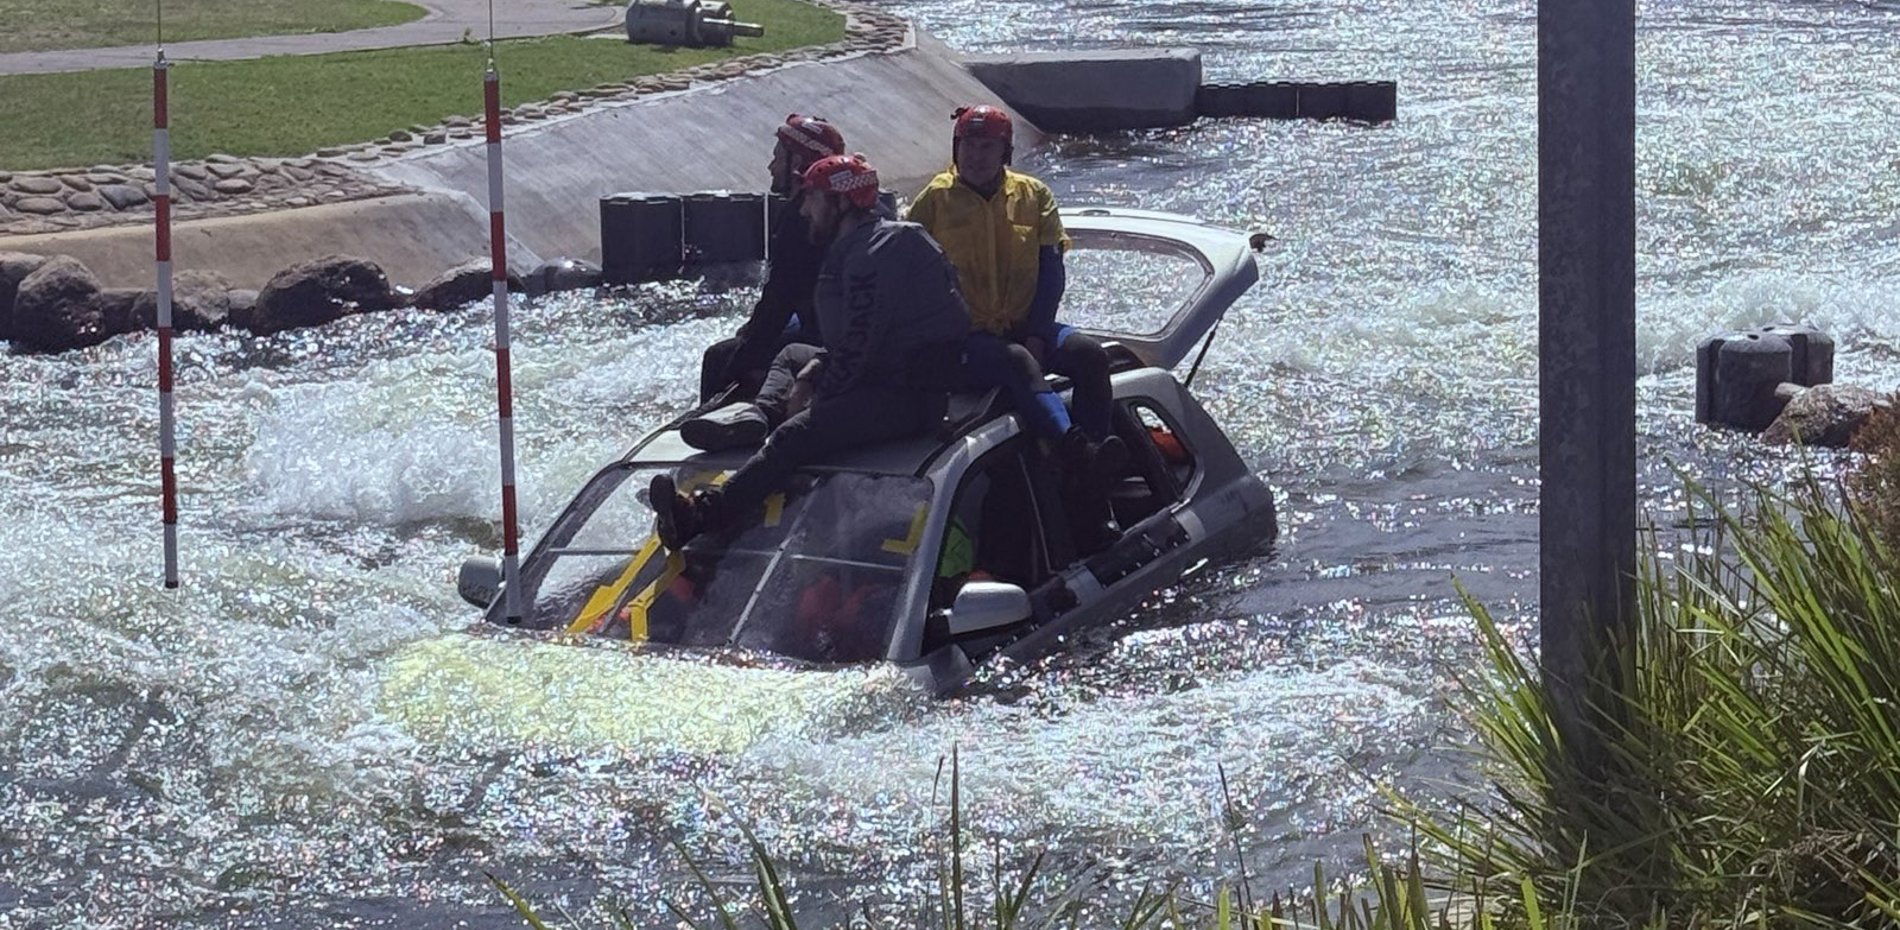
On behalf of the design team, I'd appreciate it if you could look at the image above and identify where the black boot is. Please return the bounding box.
[680,402,770,452]
[649,474,708,551]
[1058,429,1125,554]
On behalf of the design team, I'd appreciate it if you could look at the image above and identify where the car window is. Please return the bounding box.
[929,440,1052,609]
[507,465,933,664]
[1107,401,1201,528]
[1058,233,1208,337]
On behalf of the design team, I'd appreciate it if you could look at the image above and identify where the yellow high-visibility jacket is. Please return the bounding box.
[907,168,1071,336]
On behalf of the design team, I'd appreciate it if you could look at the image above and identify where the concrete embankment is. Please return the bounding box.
[371,34,1033,274]
[0,33,1032,291]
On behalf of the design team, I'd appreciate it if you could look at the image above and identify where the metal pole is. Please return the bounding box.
[485,66,523,623]
[1538,0,1637,733]
[154,51,180,589]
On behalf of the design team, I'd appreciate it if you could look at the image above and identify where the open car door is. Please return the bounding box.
[1058,207,1260,371]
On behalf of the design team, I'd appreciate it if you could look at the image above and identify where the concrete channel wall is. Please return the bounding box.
[368,36,1034,279]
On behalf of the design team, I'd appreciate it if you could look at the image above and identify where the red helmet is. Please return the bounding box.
[802,153,881,209]
[952,104,1013,141]
[776,113,845,159]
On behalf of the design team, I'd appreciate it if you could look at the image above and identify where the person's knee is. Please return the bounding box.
[1056,334,1109,380]
[1002,343,1047,384]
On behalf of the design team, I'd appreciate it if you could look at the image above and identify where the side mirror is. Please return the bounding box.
[457,556,502,609]
[946,581,1033,636]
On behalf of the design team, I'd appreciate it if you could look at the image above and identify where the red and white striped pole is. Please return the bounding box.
[485,65,522,621]
[154,51,180,589]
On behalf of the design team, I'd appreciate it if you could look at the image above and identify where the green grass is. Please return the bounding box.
[0,0,427,54]
[0,0,846,170]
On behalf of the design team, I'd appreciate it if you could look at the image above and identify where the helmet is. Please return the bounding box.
[801,153,881,209]
[952,104,1013,141]
[775,113,845,159]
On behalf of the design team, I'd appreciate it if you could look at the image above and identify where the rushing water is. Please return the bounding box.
[5,0,1900,925]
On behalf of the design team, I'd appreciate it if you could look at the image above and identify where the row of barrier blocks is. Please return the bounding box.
[1196,80,1397,123]
[600,190,898,284]
[1695,324,1835,431]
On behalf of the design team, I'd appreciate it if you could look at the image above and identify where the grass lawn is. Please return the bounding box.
[0,0,846,170]
[0,0,428,54]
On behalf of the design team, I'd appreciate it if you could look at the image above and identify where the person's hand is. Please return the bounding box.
[1022,335,1049,364]
[786,376,816,416]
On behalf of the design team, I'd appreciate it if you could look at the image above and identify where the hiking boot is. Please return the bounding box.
[1059,429,1129,499]
[648,474,705,551]
[680,402,770,452]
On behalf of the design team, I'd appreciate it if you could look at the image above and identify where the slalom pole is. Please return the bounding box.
[154,49,180,588]
[484,59,523,622]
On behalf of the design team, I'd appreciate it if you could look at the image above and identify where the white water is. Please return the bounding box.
[4,0,1900,925]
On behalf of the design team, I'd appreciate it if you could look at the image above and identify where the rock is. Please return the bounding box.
[132,269,236,331]
[12,256,108,351]
[316,146,350,158]
[98,184,150,210]
[283,166,315,181]
[205,153,242,164]
[0,251,52,342]
[410,259,524,311]
[1763,384,1890,448]
[443,115,472,128]
[9,176,62,195]
[91,288,141,334]
[252,255,397,334]
[14,197,65,215]
[524,258,603,296]
[213,178,255,195]
[173,163,209,181]
[87,173,126,185]
[62,175,94,192]
[65,192,104,212]
[422,132,447,145]
[227,289,259,331]
[388,130,414,142]
[128,166,156,181]
[206,162,249,179]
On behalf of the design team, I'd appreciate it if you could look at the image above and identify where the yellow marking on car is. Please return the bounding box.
[619,550,686,640]
[763,491,786,527]
[880,505,930,555]
[566,534,663,636]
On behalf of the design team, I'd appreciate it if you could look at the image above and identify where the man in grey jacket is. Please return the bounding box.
[650,154,970,550]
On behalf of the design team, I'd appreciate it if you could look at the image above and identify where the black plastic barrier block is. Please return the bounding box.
[1345,81,1398,123]
[600,192,683,284]
[684,191,766,265]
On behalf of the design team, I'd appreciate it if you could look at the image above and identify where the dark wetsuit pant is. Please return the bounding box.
[699,322,814,403]
[714,343,943,522]
[960,326,1115,443]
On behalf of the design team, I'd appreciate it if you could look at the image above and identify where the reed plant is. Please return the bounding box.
[1399,472,1900,928]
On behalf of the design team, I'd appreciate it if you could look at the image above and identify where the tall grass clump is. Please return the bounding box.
[1404,475,1900,927]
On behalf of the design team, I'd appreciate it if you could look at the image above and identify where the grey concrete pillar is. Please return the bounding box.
[1538,0,1636,731]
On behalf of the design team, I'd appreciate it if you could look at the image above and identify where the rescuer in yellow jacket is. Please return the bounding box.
[909,104,1126,550]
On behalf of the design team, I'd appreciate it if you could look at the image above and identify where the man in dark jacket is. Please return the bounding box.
[652,154,971,551]
[695,113,846,401]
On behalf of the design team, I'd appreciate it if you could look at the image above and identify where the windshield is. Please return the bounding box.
[505,464,933,664]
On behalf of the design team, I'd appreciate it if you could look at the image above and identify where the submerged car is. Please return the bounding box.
[457,207,1278,693]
